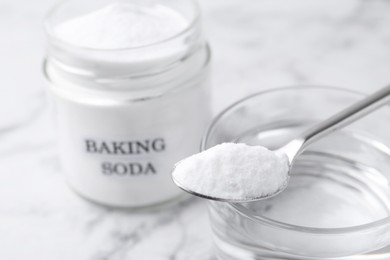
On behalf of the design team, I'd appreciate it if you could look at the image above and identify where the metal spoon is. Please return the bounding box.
[172,85,390,202]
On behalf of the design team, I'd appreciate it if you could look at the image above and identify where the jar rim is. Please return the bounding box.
[202,85,390,235]
[43,0,201,52]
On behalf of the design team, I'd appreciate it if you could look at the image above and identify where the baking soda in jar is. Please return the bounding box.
[43,0,211,208]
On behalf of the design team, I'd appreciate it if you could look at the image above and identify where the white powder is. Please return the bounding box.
[173,143,290,201]
[55,3,188,49]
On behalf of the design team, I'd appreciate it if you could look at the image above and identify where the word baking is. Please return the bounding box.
[85,138,166,155]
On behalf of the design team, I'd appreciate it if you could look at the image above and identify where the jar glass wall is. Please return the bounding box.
[203,87,390,259]
[44,0,211,208]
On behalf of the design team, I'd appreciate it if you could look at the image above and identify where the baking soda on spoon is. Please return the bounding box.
[172,143,290,202]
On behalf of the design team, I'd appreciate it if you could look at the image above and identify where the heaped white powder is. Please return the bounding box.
[55,3,188,49]
[173,143,290,201]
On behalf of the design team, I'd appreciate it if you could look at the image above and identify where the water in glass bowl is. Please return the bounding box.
[238,125,390,229]
[210,123,390,260]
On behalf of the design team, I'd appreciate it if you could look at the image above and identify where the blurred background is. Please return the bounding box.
[2,0,390,259]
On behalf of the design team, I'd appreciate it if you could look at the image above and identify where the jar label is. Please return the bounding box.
[83,138,166,176]
[51,78,210,206]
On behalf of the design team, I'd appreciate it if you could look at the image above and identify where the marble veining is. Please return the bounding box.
[2,0,390,259]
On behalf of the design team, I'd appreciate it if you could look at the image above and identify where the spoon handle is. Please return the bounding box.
[286,85,390,160]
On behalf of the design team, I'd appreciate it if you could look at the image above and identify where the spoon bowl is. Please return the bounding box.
[172,159,290,203]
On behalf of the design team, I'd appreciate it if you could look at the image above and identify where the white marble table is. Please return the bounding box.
[2,0,390,259]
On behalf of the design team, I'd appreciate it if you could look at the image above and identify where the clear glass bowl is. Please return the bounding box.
[203,86,390,259]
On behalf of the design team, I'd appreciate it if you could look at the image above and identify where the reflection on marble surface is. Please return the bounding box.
[1,0,390,259]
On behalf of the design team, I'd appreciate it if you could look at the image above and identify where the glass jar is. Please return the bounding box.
[43,0,211,208]
[203,87,390,259]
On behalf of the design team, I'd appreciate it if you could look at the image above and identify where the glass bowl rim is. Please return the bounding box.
[201,85,390,235]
